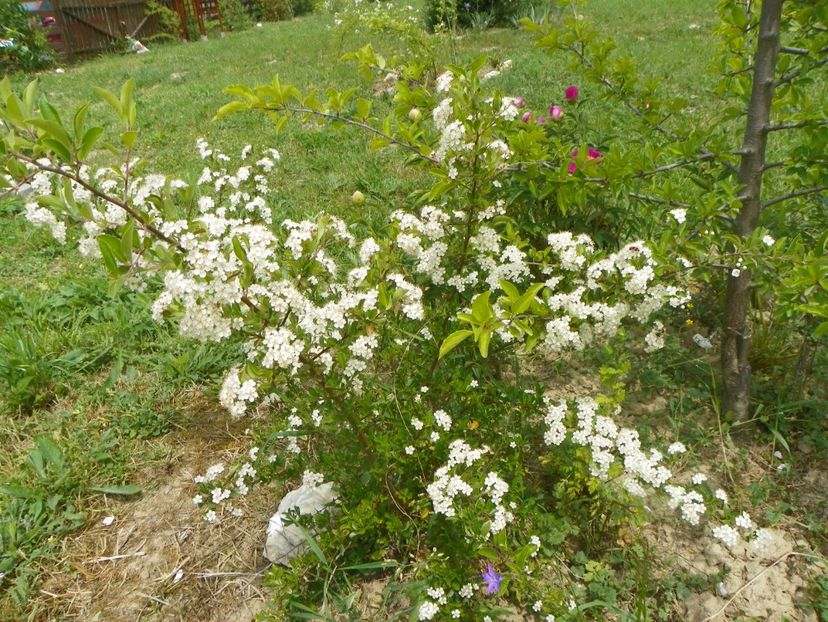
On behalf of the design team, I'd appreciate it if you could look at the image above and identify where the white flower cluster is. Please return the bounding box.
[426,440,488,517]
[534,239,689,355]
[540,395,725,527]
[483,471,513,535]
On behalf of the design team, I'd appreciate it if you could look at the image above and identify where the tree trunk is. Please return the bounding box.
[721,0,784,420]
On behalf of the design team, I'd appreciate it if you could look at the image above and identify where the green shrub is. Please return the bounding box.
[144,0,182,42]
[256,0,293,21]
[0,0,53,72]
[424,0,548,30]
[291,0,314,17]
[219,0,253,30]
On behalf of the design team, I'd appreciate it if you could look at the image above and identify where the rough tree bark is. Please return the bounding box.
[721,0,784,420]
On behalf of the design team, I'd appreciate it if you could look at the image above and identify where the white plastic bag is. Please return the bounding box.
[263,481,337,565]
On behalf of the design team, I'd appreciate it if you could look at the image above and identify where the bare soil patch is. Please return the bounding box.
[37,403,279,622]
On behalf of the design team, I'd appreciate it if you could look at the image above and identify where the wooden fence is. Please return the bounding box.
[28,0,162,60]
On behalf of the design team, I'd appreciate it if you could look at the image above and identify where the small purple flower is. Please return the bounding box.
[521,111,533,123]
[565,85,579,101]
[514,96,526,108]
[481,563,502,594]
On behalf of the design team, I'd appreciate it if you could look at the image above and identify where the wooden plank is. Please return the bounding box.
[62,8,120,41]
[61,0,147,8]
[50,0,76,61]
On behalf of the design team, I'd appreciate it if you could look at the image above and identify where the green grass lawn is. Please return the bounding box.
[6,0,826,619]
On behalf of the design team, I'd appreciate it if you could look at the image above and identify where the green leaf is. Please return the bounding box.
[341,560,399,572]
[0,486,37,499]
[120,220,136,259]
[514,283,544,314]
[98,234,127,273]
[499,280,520,302]
[213,100,250,121]
[72,102,89,139]
[232,236,248,262]
[4,94,25,125]
[28,118,72,151]
[478,330,492,358]
[119,80,134,116]
[120,130,138,149]
[296,524,328,567]
[41,137,72,162]
[438,330,473,359]
[471,291,493,322]
[38,97,63,125]
[355,97,372,120]
[93,86,122,117]
[88,484,142,496]
[36,436,64,470]
[78,126,104,160]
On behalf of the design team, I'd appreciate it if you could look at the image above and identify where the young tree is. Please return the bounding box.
[526,0,828,419]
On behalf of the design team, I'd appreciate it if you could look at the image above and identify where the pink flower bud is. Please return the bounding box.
[565,85,579,101]
[514,96,525,108]
[587,147,602,160]
[521,111,533,123]
[536,116,547,124]
[549,105,563,121]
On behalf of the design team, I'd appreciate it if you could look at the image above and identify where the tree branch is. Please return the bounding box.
[766,119,828,132]
[762,185,828,209]
[774,55,828,88]
[258,104,439,165]
[627,192,691,208]
[9,150,184,251]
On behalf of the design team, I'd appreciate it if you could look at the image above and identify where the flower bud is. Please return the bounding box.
[351,190,365,205]
[549,105,563,121]
[565,85,579,101]
[521,111,532,123]
[514,96,525,108]
[408,107,422,122]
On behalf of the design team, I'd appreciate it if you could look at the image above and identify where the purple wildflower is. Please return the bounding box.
[481,563,502,594]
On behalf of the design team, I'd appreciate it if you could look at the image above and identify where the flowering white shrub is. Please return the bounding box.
[0,62,764,620]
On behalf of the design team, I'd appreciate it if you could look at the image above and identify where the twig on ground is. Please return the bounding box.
[84,551,146,564]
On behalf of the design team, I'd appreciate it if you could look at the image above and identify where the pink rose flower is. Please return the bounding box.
[568,147,602,174]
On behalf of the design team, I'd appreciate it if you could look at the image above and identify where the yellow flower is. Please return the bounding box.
[467,420,479,430]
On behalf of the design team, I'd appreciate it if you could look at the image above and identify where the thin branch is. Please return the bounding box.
[779,45,828,56]
[766,119,828,132]
[84,551,146,564]
[627,192,691,208]
[562,43,679,140]
[9,150,184,252]
[0,168,39,201]
[762,185,828,209]
[779,46,808,56]
[637,153,716,177]
[774,55,828,88]
[699,552,823,622]
[258,104,439,164]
